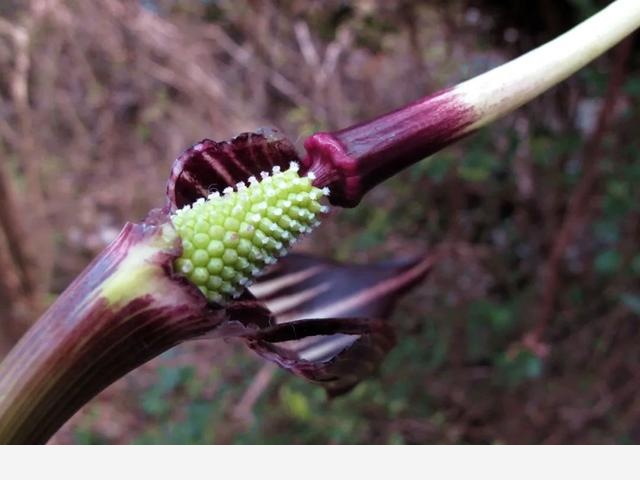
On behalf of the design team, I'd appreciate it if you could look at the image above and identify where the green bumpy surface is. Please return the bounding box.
[171,163,328,304]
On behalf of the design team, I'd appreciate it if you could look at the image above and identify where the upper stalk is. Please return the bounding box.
[302,0,640,207]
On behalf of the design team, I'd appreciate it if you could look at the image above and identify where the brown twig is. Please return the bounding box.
[0,7,51,339]
[529,37,634,345]
[232,363,278,423]
[0,228,25,353]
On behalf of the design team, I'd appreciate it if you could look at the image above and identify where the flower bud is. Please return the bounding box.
[171,163,328,304]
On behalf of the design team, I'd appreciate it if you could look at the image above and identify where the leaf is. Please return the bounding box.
[594,249,621,275]
[241,252,436,396]
[250,252,436,321]
[245,317,395,397]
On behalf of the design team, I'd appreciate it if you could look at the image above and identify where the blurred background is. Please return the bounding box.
[1,0,639,444]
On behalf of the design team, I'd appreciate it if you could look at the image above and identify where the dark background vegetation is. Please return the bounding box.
[1,0,639,444]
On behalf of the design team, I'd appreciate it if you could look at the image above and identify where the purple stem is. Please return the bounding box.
[302,88,477,207]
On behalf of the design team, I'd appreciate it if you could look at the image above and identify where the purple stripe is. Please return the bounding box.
[302,87,477,207]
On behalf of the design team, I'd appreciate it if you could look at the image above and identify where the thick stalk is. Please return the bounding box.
[0,214,223,444]
[303,0,640,206]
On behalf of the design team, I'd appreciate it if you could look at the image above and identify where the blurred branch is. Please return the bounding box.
[530,37,634,344]
[294,20,320,68]
[0,162,33,298]
[0,8,49,339]
[200,23,319,117]
[0,227,24,353]
[232,363,277,423]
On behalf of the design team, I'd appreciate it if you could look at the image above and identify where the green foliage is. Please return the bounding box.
[594,250,621,275]
[141,366,196,417]
[458,142,499,182]
[620,294,640,315]
[494,349,543,387]
[467,300,517,362]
